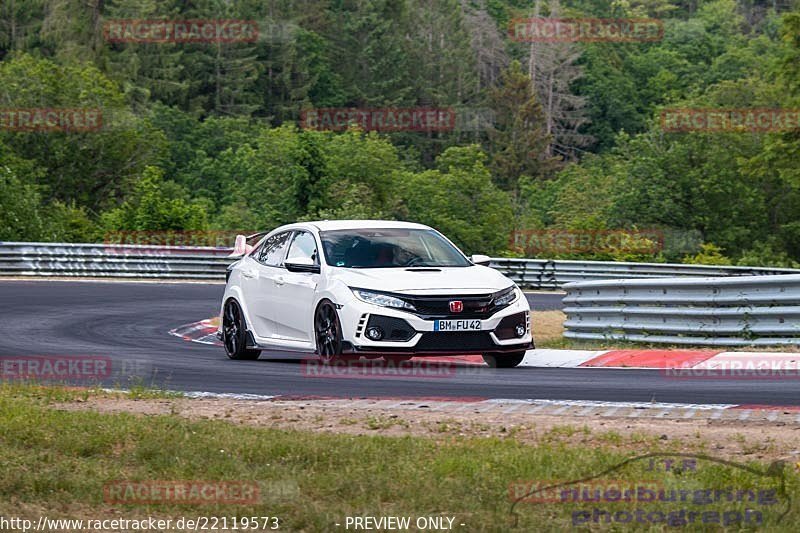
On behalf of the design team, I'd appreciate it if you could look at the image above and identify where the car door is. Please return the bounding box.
[243,231,291,340]
[271,230,320,343]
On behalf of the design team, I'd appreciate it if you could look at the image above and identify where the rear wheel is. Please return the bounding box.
[315,301,343,364]
[483,351,525,368]
[222,300,261,360]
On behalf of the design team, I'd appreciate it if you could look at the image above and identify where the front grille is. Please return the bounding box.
[414,332,497,352]
[404,294,501,319]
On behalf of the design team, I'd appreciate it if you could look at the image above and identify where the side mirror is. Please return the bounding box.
[285,257,321,274]
[470,254,492,266]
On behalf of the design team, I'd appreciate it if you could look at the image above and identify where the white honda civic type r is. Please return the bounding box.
[217,220,532,367]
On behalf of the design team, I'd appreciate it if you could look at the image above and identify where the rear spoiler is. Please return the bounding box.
[227,231,269,258]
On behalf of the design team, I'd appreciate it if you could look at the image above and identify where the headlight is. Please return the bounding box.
[351,288,417,311]
[493,286,518,307]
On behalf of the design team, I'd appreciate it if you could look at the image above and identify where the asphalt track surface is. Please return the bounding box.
[1,280,798,406]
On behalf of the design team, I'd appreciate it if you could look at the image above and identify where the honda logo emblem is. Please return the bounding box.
[449,300,463,313]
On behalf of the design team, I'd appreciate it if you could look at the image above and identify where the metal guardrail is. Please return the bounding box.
[489,258,799,289]
[1,243,798,288]
[0,242,232,279]
[563,275,800,346]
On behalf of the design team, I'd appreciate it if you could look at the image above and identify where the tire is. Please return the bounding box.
[315,301,344,364]
[222,299,261,360]
[483,351,525,368]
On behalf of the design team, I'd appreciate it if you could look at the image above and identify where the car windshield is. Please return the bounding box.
[319,228,471,268]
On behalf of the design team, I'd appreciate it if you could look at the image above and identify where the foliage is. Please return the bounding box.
[398,145,513,255]
[99,166,209,232]
[683,243,733,266]
[0,1,799,267]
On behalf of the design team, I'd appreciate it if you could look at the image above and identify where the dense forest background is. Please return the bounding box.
[1,0,799,265]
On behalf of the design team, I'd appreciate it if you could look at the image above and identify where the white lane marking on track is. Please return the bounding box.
[550,405,572,415]
[449,402,484,413]
[349,399,376,408]
[520,349,608,368]
[525,404,549,415]
[109,389,278,401]
[501,403,527,414]
[511,399,736,410]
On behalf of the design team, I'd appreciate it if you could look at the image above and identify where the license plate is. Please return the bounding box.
[434,319,482,332]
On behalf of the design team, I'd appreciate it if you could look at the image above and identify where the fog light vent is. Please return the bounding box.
[366,326,384,341]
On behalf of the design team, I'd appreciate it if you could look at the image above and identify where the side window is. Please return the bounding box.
[286,231,318,263]
[257,232,291,267]
[249,237,267,257]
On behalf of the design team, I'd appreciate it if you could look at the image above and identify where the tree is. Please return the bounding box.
[487,60,560,197]
[525,0,592,158]
[100,166,209,231]
[460,0,508,94]
[398,145,513,255]
[180,0,262,116]
[0,0,46,58]
[311,128,405,217]
[0,54,165,210]
[0,161,45,241]
[101,0,188,110]
[326,0,413,106]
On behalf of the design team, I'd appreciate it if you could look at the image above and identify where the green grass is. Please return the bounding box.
[0,385,797,532]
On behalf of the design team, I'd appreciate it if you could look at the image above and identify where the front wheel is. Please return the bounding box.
[222,300,261,360]
[315,301,344,364]
[483,351,525,368]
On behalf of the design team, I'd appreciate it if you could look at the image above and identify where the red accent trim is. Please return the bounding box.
[415,355,484,365]
[580,350,720,368]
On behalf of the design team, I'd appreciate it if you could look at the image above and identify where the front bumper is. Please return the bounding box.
[338,294,533,356]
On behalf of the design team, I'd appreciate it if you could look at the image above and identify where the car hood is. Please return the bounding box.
[329,266,514,295]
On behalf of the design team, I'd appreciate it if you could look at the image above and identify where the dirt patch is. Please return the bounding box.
[531,310,565,343]
[55,397,800,465]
